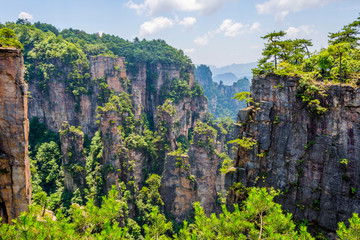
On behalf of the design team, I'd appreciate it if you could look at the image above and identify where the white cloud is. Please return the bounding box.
[286,27,300,38]
[18,12,33,20]
[194,19,259,45]
[179,17,197,28]
[139,17,174,37]
[127,0,232,15]
[184,48,195,54]
[194,35,209,45]
[216,19,243,37]
[256,0,337,20]
[285,25,317,38]
[250,22,261,32]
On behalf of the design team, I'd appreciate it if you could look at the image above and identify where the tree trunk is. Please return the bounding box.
[274,55,277,69]
[340,52,342,81]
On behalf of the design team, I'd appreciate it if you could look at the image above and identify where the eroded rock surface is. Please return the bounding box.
[161,120,231,221]
[228,73,360,235]
[59,122,86,194]
[0,48,30,223]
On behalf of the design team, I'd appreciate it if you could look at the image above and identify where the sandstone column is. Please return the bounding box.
[0,47,31,223]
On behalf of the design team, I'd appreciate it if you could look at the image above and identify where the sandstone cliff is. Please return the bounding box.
[59,122,86,195]
[28,56,127,136]
[27,54,208,203]
[161,120,233,221]
[0,48,30,223]
[227,73,360,235]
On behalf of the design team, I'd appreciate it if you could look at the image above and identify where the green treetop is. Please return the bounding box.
[0,28,23,49]
[260,30,287,68]
[329,15,360,46]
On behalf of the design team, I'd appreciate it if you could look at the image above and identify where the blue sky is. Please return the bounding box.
[0,0,359,67]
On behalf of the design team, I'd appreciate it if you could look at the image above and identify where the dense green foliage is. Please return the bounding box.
[0,20,194,100]
[175,188,314,240]
[14,186,360,239]
[337,213,360,239]
[0,28,23,48]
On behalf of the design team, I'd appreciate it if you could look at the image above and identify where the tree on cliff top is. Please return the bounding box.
[253,30,312,76]
[329,14,360,46]
[260,31,287,69]
[0,28,23,49]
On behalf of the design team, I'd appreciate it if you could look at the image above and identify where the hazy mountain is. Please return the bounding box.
[195,65,250,120]
[213,72,238,85]
[209,62,257,83]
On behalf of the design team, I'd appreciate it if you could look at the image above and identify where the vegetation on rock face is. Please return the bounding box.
[192,120,218,154]
[0,20,194,101]
[250,14,360,116]
[5,16,360,239]
[228,137,257,150]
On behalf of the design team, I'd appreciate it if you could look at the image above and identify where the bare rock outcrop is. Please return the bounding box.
[228,73,360,235]
[161,120,227,221]
[59,122,86,194]
[0,48,30,223]
[28,56,128,137]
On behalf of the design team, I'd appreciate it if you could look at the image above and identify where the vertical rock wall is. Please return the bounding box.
[59,122,86,194]
[28,56,127,137]
[228,73,360,235]
[0,48,31,223]
[161,121,230,221]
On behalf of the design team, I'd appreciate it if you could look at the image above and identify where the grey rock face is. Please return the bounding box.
[228,73,360,234]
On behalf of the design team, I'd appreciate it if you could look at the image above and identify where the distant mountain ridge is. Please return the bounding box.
[209,62,257,83]
[195,65,250,119]
[213,72,238,85]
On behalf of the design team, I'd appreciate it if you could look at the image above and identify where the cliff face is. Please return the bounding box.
[28,55,208,201]
[59,122,86,194]
[28,56,127,136]
[29,59,199,138]
[0,48,31,223]
[161,120,232,221]
[228,73,360,233]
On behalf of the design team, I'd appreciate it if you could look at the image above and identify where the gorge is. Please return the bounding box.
[1,16,360,239]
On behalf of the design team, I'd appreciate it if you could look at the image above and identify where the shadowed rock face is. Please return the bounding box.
[0,48,31,223]
[161,121,232,222]
[227,73,360,235]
